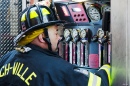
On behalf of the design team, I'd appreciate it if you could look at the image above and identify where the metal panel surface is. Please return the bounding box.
[127,0,130,86]
[111,0,129,85]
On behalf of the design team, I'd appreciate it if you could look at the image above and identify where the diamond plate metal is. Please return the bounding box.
[0,0,22,57]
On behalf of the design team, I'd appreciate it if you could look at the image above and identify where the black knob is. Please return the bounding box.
[101,36,109,43]
[91,35,98,42]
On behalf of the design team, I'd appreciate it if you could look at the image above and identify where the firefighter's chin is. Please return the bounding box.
[53,46,58,53]
[54,41,60,52]
[54,47,59,52]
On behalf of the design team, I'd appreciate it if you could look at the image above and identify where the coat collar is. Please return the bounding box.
[26,44,61,57]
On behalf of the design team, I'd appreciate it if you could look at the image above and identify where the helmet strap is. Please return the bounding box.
[43,28,52,51]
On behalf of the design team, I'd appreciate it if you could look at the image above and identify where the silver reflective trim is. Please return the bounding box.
[74,68,88,76]
[88,72,101,86]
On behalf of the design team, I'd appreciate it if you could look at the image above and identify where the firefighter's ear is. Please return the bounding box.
[38,34,45,43]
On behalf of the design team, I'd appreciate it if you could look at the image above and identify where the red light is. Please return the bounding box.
[61,6,70,16]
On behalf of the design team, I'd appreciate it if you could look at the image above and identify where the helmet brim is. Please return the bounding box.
[14,20,66,45]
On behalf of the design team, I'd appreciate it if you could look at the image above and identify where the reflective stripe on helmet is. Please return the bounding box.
[21,13,26,21]
[30,10,38,19]
[41,8,50,15]
[99,64,110,85]
[21,8,50,22]
[21,11,38,22]
[88,72,101,86]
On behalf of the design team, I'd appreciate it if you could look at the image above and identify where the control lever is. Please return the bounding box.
[80,29,91,67]
[63,29,72,62]
[71,29,80,65]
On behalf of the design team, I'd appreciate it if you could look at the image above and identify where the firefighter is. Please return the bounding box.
[0,4,111,86]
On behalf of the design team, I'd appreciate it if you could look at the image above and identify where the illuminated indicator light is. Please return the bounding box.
[61,6,70,16]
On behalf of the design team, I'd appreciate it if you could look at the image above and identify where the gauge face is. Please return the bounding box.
[64,29,70,38]
[102,5,110,14]
[87,6,101,21]
[80,29,86,38]
[72,29,78,38]
[97,29,104,38]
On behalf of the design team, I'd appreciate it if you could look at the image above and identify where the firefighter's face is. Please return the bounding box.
[48,25,62,52]
[35,0,51,7]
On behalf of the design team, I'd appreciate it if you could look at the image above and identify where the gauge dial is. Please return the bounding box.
[72,29,78,38]
[101,5,110,14]
[80,29,86,38]
[64,29,70,38]
[97,29,104,38]
[87,6,101,21]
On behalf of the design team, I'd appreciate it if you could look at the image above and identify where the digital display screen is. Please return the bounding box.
[72,8,81,12]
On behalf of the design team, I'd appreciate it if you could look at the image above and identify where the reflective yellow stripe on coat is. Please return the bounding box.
[88,72,101,86]
[99,64,111,85]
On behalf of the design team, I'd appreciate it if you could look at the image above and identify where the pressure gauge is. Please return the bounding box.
[97,28,104,38]
[101,4,110,14]
[87,5,101,21]
[64,29,71,38]
[72,29,78,38]
[80,29,86,38]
